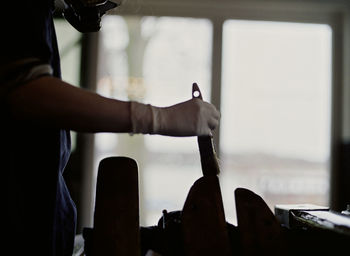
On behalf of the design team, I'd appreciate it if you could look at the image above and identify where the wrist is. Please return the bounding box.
[130,101,154,134]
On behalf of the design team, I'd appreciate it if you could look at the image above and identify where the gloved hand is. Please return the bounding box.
[130,84,220,137]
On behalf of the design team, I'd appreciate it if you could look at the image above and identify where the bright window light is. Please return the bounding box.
[96,16,212,225]
[220,20,332,224]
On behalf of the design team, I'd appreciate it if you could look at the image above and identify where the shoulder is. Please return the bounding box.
[0,0,59,74]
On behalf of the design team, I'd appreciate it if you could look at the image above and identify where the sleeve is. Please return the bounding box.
[0,59,53,101]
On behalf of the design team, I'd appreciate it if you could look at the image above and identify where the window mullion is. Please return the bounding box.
[210,17,224,156]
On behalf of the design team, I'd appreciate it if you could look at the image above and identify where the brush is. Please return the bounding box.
[192,83,220,176]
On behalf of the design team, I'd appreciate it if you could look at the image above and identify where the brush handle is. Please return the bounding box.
[192,83,220,176]
[198,136,220,176]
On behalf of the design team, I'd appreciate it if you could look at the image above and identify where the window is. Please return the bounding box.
[95,15,213,225]
[54,19,82,86]
[220,20,332,223]
[88,2,341,228]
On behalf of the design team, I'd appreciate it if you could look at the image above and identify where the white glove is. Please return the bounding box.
[130,85,220,137]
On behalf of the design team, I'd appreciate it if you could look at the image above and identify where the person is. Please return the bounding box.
[1,0,220,255]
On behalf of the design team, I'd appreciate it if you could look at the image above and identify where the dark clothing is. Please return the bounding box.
[1,1,76,255]
[1,1,61,76]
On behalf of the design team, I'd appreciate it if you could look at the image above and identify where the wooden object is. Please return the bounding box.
[92,156,140,256]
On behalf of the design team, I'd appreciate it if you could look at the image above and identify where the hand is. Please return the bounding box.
[130,84,220,137]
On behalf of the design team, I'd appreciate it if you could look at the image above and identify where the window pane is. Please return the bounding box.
[220,20,332,224]
[96,15,212,225]
[54,19,82,86]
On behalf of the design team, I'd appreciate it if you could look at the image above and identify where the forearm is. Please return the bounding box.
[7,76,132,133]
[6,77,220,137]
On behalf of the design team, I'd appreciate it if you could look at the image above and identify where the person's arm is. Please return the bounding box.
[6,76,220,136]
[7,76,132,133]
